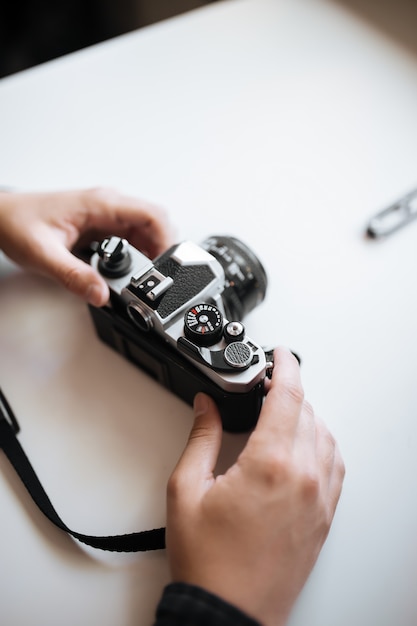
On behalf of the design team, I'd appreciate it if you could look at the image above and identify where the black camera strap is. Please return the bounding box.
[0,388,166,552]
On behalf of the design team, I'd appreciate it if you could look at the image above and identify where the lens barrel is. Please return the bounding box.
[201,235,268,320]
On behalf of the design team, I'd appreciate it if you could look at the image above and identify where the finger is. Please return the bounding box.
[256,346,304,440]
[82,188,174,256]
[33,239,110,306]
[173,393,223,489]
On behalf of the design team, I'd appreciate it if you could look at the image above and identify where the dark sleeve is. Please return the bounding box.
[153,582,262,626]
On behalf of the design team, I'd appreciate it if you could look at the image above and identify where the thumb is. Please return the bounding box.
[36,242,109,306]
[175,393,223,484]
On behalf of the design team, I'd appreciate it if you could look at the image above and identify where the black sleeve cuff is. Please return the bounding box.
[154,582,261,626]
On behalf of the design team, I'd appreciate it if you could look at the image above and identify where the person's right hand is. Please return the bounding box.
[166,347,345,626]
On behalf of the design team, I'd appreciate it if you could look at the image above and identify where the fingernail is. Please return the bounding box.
[194,393,209,417]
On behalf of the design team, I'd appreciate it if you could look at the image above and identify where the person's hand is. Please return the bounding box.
[0,187,173,306]
[166,347,345,626]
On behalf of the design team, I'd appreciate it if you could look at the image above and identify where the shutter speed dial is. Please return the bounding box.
[184,304,224,346]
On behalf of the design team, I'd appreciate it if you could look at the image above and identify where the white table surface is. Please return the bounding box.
[1,0,417,624]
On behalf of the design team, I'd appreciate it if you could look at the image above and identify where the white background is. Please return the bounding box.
[1,0,417,624]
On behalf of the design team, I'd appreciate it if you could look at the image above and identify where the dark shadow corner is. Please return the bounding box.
[0,0,219,79]
[331,0,417,58]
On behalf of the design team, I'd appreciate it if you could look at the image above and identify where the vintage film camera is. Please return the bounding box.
[88,235,274,432]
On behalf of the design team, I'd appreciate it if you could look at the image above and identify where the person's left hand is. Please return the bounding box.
[0,187,173,306]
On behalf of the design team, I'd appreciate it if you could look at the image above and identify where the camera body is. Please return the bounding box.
[88,235,272,432]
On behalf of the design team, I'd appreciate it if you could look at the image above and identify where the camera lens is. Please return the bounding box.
[201,235,267,320]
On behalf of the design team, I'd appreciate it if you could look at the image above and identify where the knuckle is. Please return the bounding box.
[302,400,315,419]
[299,470,320,502]
[326,431,338,456]
[166,471,183,502]
[256,449,292,487]
[189,422,210,440]
[166,469,195,512]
